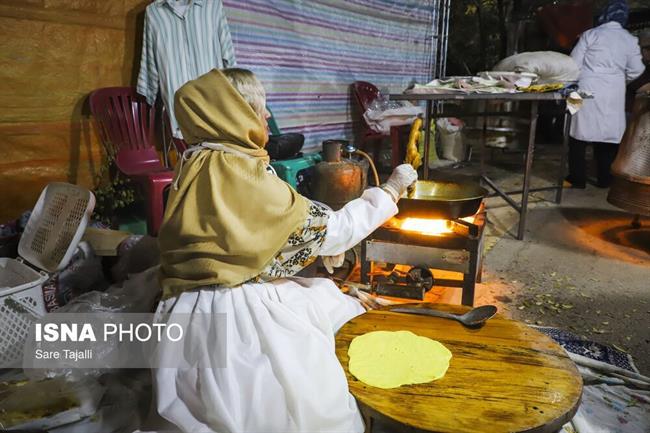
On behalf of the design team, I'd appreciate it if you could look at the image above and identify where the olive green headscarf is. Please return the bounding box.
[158,69,309,299]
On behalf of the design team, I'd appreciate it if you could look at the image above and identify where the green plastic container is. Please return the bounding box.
[270,152,322,190]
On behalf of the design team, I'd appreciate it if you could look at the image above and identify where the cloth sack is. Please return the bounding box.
[437,118,466,162]
[495,51,580,83]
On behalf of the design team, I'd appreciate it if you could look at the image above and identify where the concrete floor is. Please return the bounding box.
[417,143,650,375]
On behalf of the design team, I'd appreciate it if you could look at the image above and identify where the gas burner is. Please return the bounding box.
[361,204,486,305]
[371,267,434,300]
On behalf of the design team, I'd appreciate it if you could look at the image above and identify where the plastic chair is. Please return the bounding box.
[89,87,173,236]
[351,81,409,169]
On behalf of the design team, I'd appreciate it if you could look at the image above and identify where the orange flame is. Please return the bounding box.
[399,218,452,236]
[393,214,477,236]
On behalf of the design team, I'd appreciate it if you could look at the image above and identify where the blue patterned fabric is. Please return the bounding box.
[534,326,638,373]
[597,0,629,27]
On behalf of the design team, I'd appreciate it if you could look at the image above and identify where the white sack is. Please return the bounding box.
[495,51,580,82]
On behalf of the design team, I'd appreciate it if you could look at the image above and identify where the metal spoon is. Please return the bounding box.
[388,305,498,328]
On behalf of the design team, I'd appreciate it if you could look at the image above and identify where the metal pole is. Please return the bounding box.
[463,243,478,306]
[482,175,522,212]
[480,108,487,177]
[518,101,539,240]
[430,0,440,80]
[437,1,443,78]
[440,0,451,78]
[437,0,446,78]
[556,109,571,204]
[360,240,370,285]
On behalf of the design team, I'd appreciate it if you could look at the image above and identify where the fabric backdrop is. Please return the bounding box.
[223,0,438,149]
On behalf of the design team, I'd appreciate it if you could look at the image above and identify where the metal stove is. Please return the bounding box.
[361,204,486,306]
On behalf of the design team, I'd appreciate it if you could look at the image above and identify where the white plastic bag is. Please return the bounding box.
[363,94,423,134]
[42,242,108,312]
[436,118,466,162]
[25,267,161,381]
[494,51,579,83]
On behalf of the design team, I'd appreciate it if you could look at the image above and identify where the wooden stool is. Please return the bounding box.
[335,304,582,433]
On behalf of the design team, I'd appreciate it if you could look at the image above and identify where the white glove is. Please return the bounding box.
[382,164,418,202]
[322,254,345,274]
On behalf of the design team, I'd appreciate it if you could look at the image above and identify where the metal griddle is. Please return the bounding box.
[397,180,488,219]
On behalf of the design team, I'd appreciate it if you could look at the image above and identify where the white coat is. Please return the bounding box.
[570,21,644,143]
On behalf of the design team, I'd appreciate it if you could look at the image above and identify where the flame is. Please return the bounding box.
[395,214,477,236]
[400,218,452,236]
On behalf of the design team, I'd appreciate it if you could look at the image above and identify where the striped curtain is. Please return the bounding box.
[223,0,437,149]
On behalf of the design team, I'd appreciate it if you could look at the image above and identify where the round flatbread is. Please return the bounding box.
[348,330,452,389]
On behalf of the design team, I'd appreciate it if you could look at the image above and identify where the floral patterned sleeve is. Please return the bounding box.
[248,202,330,282]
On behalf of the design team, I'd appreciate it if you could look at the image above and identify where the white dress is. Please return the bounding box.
[570,22,644,143]
[140,188,398,433]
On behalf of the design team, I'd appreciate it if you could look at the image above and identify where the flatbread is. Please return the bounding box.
[348,330,452,389]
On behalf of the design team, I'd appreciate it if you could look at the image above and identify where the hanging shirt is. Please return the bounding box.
[136,0,236,138]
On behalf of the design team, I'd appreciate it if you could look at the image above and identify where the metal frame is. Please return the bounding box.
[437,0,450,79]
[361,209,486,306]
[429,0,450,81]
[391,92,571,240]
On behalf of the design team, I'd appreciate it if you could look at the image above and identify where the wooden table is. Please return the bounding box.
[335,304,582,433]
[390,92,573,240]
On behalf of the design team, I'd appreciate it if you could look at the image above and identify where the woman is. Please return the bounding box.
[567,0,644,188]
[147,68,417,433]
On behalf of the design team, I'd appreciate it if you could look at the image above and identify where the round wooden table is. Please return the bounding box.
[335,304,583,433]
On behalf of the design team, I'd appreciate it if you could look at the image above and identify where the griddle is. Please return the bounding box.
[397,180,488,219]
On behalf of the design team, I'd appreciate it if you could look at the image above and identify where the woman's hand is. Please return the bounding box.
[381,164,418,202]
[322,254,345,274]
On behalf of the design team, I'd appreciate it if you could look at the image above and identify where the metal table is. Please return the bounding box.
[391,92,572,240]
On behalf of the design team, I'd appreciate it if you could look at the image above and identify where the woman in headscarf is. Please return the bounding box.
[147,68,417,433]
[567,0,644,188]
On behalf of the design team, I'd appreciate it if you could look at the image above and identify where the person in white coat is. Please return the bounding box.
[139,68,417,433]
[567,0,644,188]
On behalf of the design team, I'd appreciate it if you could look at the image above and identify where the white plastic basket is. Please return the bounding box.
[0,260,47,367]
[19,182,96,273]
[0,182,95,368]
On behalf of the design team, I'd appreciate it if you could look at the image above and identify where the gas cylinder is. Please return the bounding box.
[607,94,650,216]
[312,140,365,210]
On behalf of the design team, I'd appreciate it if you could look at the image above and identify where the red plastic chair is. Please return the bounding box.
[89,87,173,236]
[351,81,409,169]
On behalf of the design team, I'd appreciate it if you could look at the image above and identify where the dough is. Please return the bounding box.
[348,330,452,389]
